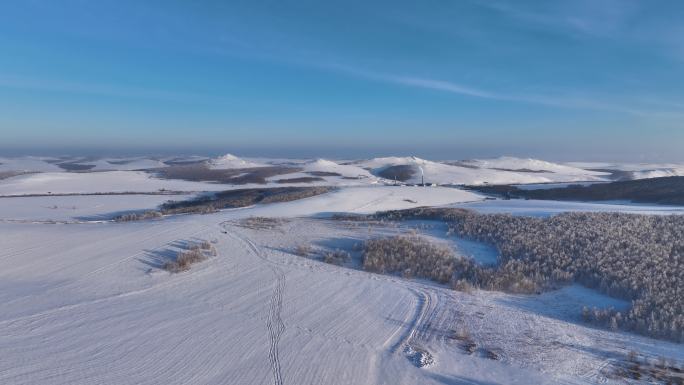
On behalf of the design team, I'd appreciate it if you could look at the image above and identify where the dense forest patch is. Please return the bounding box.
[364,207,683,342]
[466,176,684,205]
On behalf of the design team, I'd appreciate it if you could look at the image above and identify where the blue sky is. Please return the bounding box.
[0,0,683,160]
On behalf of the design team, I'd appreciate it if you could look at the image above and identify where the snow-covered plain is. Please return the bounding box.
[2,211,682,385]
[1,155,683,385]
[0,194,193,222]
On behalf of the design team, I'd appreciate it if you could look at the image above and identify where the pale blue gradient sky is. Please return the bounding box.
[0,0,683,160]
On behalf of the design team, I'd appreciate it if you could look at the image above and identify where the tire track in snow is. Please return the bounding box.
[350,191,394,213]
[220,223,286,385]
[383,283,441,368]
[388,288,430,354]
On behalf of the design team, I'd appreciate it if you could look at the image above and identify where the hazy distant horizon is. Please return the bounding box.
[1,145,682,164]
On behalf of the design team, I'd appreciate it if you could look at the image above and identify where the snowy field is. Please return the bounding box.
[1,155,683,385]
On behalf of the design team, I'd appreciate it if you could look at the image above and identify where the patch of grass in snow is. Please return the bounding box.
[163,240,216,273]
[160,186,333,215]
[611,351,683,384]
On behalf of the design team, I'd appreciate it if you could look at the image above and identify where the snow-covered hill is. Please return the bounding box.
[2,156,683,193]
[356,156,607,185]
[207,153,267,169]
[567,161,684,180]
[460,156,607,176]
[0,157,63,173]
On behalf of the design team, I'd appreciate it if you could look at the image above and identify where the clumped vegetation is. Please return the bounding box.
[323,249,351,265]
[366,207,683,342]
[162,158,208,166]
[55,162,96,171]
[307,171,341,177]
[238,216,285,230]
[361,234,536,292]
[363,235,459,283]
[275,177,324,184]
[612,351,683,384]
[376,165,415,181]
[112,187,332,219]
[294,243,313,257]
[467,176,684,205]
[163,240,216,273]
[159,186,333,215]
[151,164,302,184]
[113,210,163,222]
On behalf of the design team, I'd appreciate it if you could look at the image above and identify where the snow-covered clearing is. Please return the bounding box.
[0,194,193,222]
[2,211,681,385]
[1,157,682,384]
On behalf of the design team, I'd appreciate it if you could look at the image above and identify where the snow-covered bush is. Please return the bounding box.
[164,249,206,273]
[323,249,351,265]
[113,210,163,222]
[362,235,462,284]
[163,240,215,273]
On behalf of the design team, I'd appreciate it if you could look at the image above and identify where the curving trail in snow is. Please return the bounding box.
[221,225,287,385]
[1,189,682,384]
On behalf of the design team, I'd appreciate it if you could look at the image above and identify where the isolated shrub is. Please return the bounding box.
[294,243,312,257]
[114,210,163,222]
[163,240,215,273]
[164,249,206,273]
[451,279,474,293]
[612,351,683,384]
[239,216,283,229]
[323,249,351,265]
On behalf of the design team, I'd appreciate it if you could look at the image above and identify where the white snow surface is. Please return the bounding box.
[207,153,267,169]
[357,156,607,185]
[2,155,684,384]
[463,156,606,176]
[0,194,193,222]
[300,158,375,179]
[245,186,482,217]
[1,209,681,385]
[0,171,223,195]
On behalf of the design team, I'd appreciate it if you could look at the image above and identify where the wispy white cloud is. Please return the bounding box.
[330,64,684,118]
[469,0,640,38]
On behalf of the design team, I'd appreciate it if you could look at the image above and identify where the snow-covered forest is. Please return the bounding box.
[371,208,684,342]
